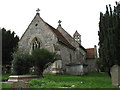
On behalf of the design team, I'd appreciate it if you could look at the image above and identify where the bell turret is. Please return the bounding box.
[73,30,81,44]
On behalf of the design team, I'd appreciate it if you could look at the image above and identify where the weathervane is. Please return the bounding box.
[36,8,40,13]
[58,20,62,26]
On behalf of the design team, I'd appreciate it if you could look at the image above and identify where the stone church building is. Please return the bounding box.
[19,9,98,75]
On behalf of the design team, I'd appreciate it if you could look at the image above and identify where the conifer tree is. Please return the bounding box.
[2,28,19,66]
[98,2,120,75]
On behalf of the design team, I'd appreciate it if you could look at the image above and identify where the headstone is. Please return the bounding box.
[110,65,120,87]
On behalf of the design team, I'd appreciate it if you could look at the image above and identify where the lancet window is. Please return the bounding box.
[31,37,41,51]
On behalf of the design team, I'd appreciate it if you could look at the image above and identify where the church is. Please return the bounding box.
[19,9,98,75]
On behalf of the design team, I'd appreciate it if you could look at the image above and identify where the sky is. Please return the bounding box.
[0,0,119,48]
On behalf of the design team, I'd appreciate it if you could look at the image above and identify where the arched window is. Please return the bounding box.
[31,37,41,51]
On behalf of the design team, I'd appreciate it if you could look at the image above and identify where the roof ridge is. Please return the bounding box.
[45,22,75,50]
[57,25,74,40]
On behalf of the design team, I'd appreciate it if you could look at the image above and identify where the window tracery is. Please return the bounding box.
[31,37,41,51]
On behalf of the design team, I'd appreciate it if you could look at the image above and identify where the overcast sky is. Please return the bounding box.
[0,0,119,48]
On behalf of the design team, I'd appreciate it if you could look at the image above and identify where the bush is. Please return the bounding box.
[12,49,32,75]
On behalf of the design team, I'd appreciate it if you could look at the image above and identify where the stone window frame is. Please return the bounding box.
[31,37,41,51]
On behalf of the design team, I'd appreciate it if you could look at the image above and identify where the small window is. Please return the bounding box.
[35,24,38,26]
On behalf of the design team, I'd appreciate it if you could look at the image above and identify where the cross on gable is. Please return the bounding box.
[58,20,62,24]
[58,20,62,26]
[36,8,40,13]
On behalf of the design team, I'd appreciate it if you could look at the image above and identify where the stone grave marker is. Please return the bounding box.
[110,65,120,87]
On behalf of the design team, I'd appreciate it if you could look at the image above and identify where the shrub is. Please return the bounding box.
[31,48,56,77]
[12,49,32,75]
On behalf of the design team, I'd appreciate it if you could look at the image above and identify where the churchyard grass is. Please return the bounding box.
[2,74,11,81]
[2,73,36,88]
[2,72,117,88]
[2,74,14,88]
[2,84,11,88]
[28,72,116,88]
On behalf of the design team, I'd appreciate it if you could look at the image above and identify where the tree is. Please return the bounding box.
[31,48,56,77]
[2,28,19,66]
[12,49,32,75]
[98,2,120,76]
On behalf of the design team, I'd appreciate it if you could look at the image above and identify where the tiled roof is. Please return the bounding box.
[45,23,76,50]
[86,48,95,59]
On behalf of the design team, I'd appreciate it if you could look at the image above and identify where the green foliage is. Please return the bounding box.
[12,49,32,75]
[2,28,19,66]
[31,48,56,77]
[98,2,120,73]
[2,74,11,81]
[28,72,116,88]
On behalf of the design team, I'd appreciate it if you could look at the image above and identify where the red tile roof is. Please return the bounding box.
[45,23,76,50]
[86,48,95,59]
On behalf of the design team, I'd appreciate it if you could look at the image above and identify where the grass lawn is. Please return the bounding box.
[28,72,116,88]
[2,74,14,88]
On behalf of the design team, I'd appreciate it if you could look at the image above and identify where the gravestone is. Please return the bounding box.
[110,65,120,87]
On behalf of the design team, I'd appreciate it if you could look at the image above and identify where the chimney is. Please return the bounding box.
[94,45,97,58]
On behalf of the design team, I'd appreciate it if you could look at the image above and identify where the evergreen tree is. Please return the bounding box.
[2,28,19,66]
[98,2,120,76]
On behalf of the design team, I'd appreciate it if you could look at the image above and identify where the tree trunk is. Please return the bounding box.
[105,67,111,77]
[35,66,44,78]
